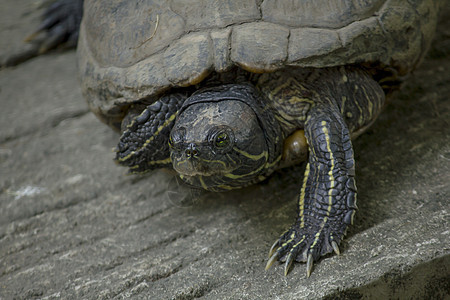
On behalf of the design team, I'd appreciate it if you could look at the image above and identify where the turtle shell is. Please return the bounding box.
[77,0,441,130]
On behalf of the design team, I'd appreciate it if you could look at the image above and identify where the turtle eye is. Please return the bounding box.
[215,132,229,148]
[208,126,234,152]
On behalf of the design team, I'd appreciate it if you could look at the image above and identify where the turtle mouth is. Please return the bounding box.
[173,157,235,177]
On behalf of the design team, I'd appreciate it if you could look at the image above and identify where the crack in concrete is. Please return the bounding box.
[0,108,90,144]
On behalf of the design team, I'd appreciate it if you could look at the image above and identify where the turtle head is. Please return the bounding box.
[169,85,279,191]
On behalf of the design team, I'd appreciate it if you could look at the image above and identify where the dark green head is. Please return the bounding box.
[170,85,281,191]
[115,84,283,191]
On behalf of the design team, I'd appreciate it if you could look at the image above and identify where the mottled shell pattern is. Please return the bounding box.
[77,0,441,129]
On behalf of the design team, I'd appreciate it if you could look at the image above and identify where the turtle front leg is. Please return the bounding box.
[115,93,187,173]
[267,105,357,277]
[265,67,386,277]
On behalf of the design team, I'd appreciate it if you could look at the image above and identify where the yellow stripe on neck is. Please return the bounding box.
[233,147,268,161]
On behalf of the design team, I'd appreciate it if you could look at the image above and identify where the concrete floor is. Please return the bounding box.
[1,1,449,299]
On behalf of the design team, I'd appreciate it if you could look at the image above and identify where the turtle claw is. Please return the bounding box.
[331,240,340,255]
[265,252,279,271]
[268,240,279,258]
[265,221,347,277]
[306,254,314,277]
[284,253,295,276]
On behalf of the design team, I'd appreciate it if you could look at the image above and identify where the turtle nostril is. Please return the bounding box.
[185,144,199,157]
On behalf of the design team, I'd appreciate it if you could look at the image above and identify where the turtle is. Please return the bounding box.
[31,0,442,277]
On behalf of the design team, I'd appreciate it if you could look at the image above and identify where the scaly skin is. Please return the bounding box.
[116,94,186,173]
[266,102,357,276]
[262,67,384,276]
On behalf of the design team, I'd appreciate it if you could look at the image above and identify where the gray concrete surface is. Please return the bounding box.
[1,2,449,299]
